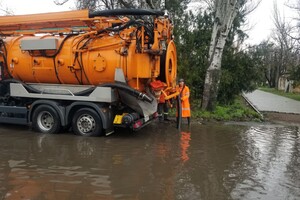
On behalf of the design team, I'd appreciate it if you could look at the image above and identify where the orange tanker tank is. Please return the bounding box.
[0,9,177,92]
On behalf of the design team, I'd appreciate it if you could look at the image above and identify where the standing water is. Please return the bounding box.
[0,121,299,200]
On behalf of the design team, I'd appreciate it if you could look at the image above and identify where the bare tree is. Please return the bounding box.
[271,1,298,89]
[54,0,69,5]
[284,0,300,46]
[286,0,300,13]
[201,0,259,111]
[0,1,13,15]
[201,0,240,110]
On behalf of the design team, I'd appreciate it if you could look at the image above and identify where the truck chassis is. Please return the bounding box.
[0,69,157,136]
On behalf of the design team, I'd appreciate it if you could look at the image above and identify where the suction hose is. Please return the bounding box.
[89,9,164,18]
[100,83,153,103]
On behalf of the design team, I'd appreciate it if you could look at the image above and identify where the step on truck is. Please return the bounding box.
[0,9,178,136]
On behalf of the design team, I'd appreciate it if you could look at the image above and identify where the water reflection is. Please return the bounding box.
[230,125,300,200]
[0,122,299,199]
[180,131,191,163]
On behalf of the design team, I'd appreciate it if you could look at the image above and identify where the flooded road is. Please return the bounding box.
[0,121,299,200]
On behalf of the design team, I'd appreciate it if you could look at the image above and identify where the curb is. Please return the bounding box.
[242,93,264,120]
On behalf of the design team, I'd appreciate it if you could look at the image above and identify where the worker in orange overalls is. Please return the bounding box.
[157,84,170,122]
[149,80,170,122]
[177,78,191,125]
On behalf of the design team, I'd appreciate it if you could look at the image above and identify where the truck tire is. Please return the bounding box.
[72,108,103,137]
[32,105,61,134]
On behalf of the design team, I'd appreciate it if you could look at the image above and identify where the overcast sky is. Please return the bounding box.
[0,0,296,45]
[245,0,296,45]
[0,0,75,14]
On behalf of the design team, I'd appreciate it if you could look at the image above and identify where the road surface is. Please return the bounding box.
[243,89,300,114]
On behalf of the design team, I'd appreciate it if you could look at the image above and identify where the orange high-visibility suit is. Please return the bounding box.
[177,84,191,117]
[158,90,169,121]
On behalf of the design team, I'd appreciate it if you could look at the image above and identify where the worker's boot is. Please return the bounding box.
[158,113,163,122]
[164,113,170,121]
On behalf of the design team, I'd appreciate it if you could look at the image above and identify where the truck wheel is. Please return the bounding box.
[72,108,103,137]
[32,105,61,134]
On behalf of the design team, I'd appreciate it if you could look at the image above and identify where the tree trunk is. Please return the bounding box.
[202,27,227,110]
[201,0,239,111]
[202,68,222,110]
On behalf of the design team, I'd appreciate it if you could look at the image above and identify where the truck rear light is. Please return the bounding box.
[153,112,158,118]
[133,120,143,129]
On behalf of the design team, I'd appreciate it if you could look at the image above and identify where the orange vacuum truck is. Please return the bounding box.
[0,9,178,136]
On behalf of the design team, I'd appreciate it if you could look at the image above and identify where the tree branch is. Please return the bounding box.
[54,0,69,5]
